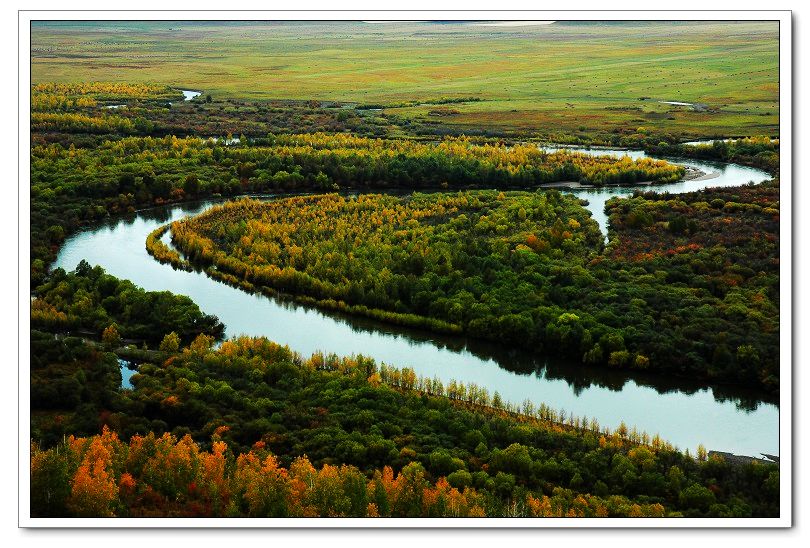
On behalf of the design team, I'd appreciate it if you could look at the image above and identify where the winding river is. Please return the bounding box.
[52,147,778,458]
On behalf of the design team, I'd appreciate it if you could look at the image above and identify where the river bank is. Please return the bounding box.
[51,145,778,457]
[536,164,711,190]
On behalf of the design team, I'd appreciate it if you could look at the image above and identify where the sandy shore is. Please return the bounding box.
[688,169,722,182]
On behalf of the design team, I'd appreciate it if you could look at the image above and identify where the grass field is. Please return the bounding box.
[30,20,779,139]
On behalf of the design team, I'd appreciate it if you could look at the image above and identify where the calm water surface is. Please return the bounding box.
[180,90,202,101]
[54,150,778,457]
[119,359,136,390]
[542,146,771,234]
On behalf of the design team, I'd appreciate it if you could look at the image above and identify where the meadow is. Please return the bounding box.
[31,20,779,140]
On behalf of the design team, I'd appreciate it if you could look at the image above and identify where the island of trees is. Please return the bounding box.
[165,186,779,391]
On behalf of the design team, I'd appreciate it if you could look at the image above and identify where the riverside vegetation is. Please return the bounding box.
[163,184,779,392]
[29,21,781,519]
[30,132,683,286]
[31,335,779,518]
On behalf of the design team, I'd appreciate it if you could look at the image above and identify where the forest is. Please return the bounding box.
[167,187,779,391]
[645,137,780,173]
[31,335,778,518]
[32,260,224,344]
[30,131,683,285]
[27,76,781,520]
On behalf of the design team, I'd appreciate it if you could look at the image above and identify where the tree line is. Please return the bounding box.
[30,334,778,518]
[30,133,683,285]
[32,261,224,344]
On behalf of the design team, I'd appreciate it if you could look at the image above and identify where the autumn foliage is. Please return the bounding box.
[30,336,780,519]
[604,181,780,389]
[32,427,675,518]
[28,80,781,520]
[166,184,779,390]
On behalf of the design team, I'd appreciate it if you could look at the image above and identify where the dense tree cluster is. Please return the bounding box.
[29,427,672,518]
[31,112,143,135]
[31,93,98,112]
[30,133,682,285]
[32,260,224,344]
[32,102,395,145]
[32,82,182,101]
[166,191,603,335]
[30,336,778,518]
[108,100,394,140]
[241,132,684,188]
[603,181,780,389]
[30,330,123,440]
[169,188,778,390]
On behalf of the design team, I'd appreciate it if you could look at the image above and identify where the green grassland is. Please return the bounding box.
[31,20,779,140]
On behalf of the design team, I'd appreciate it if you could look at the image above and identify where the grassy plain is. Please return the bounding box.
[31,20,779,139]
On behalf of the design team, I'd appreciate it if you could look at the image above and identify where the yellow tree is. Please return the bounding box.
[159,331,180,353]
[101,324,121,348]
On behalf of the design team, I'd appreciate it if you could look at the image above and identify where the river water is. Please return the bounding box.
[52,148,778,457]
[119,359,136,390]
[180,90,202,101]
[542,146,770,234]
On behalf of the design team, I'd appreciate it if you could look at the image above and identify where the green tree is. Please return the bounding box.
[679,483,716,512]
[159,332,181,353]
[183,174,200,196]
[394,462,427,517]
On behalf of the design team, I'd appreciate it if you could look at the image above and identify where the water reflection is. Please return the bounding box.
[52,151,779,456]
[206,276,776,413]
